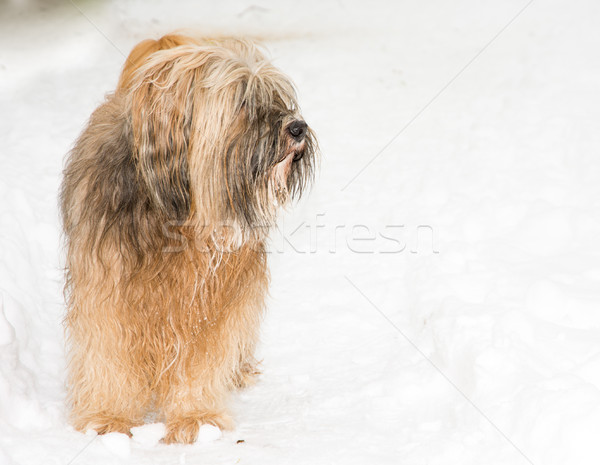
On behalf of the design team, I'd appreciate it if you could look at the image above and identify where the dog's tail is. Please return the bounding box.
[117,34,199,90]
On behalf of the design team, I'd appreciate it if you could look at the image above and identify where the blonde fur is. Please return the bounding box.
[61,34,316,444]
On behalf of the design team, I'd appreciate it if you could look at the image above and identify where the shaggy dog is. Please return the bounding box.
[60,34,316,444]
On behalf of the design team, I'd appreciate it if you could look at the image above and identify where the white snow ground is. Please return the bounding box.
[1,0,600,464]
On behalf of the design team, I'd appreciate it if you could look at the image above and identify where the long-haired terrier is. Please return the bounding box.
[60,34,317,444]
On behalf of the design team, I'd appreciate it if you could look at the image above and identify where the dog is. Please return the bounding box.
[60,34,316,444]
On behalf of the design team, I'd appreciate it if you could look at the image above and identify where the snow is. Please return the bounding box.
[1,0,600,464]
[131,423,168,447]
[100,432,131,458]
[196,425,223,444]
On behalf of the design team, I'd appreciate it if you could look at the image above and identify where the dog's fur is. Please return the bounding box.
[60,34,316,444]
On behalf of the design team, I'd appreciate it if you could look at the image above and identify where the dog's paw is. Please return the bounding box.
[73,413,138,436]
[163,411,233,444]
[233,360,261,389]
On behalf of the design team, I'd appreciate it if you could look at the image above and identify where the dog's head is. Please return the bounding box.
[123,38,317,239]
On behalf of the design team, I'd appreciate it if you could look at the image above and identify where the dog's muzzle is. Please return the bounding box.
[288,120,307,161]
[288,120,307,141]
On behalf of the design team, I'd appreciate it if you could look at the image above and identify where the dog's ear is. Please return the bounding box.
[61,94,151,268]
[128,56,193,221]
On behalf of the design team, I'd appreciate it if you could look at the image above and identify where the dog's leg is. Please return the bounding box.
[159,356,235,444]
[232,346,261,389]
[67,309,151,436]
[159,318,257,442]
[158,247,267,444]
[160,324,264,442]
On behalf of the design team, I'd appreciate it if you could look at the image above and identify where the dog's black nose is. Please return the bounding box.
[288,120,307,140]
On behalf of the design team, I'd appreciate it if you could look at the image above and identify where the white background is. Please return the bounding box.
[1,0,599,464]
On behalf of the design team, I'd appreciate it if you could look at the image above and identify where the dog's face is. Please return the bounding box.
[124,40,317,239]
